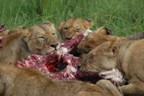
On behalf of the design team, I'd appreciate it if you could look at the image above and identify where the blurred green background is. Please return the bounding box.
[0,0,143,36]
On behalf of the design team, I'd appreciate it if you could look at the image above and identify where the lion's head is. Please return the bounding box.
[77,27,114,54]
[58,18,93,41]
[0,22,60,64]
[23,21,59,54]
[80,41,120,72]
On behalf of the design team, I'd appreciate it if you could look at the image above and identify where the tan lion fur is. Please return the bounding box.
[58,18,93,42]
[0,64,122,96]
[80,39,144,95]
[0,22,59,64]
[58,18,144,56]
[77,27,124,55]
[77,29,144,55]
[0,30,10,36]
[58,18,124,55]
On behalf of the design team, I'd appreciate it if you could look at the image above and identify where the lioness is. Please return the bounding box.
[77,28,144,55]
[58,18,93,42]
[58,18,123,55]
[58,18,144,55]
[0,64,122,96]
[77,27,124,55]
[0,22,59,64]
[80,39,144,95]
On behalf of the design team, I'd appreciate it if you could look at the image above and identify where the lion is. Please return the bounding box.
[58,18,123,55]
[0,21,59,64]
[77,27,124,55]
[0,64,123,96]
[80,38,144,95]
[58,18,144,56]
[77,28,144,55]
[58,18,93,42]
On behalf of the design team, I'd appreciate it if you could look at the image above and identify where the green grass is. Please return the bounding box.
[0,0,143,36]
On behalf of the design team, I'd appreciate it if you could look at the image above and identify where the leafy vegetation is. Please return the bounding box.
[0,0,143,36]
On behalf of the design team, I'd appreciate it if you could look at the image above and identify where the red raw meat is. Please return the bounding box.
[17,33,86,80]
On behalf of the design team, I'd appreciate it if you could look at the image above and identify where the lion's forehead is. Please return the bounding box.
[32,31,57,42]
[64,20,84,28]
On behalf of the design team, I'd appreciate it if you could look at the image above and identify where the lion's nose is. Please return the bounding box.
[50,44,58,49]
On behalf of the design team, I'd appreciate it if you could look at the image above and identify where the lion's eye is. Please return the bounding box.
[85,45,91,49]
[88,53,95,60]
[63,27,68,31]
[75,28,80,32]
[38,37,46,40]
[39,37,45,38]
[52,33,55,35]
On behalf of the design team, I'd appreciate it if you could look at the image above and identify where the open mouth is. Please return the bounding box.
[66,37,72,40]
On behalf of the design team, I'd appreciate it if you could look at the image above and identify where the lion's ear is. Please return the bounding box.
[103,27,112,35]
[57,22,65,32]
[83,18,93,29]
[102,45,119,57]
[22,28,31,38]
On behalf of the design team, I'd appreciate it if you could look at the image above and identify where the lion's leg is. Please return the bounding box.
[96,80,123,96]
[119,81,144,95]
